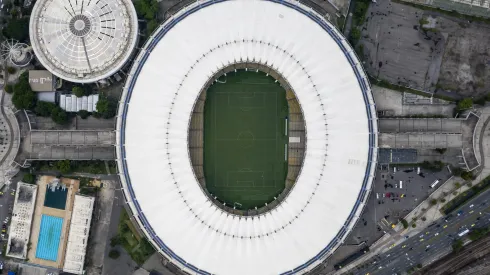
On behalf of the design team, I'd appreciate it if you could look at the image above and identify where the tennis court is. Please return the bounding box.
[203,70,288,210]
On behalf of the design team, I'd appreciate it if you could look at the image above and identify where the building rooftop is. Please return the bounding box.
[28,70,54,92]
[63,195,94,275]
[116,0,378,274]
[29,0,139,83]
[6,182,38,259]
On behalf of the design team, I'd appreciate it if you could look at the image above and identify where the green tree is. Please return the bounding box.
[400,218,408,229]
[34,102,55,117]
[110,236,122,247]
[96,96,117,118]
[435,148,447,154]
[56,160,71,174]
[2,17,30,42]
[468,227,490,241]
[134,0,159,21]
[354,2,368,24]
[350,27,361,44]
[78,110,90,119]
[9,8,18,18]
[12,89,36,110]
[457,98,473,111]
[430,199,438,205]
[461,171,473,181]
[4,85,13,94]
[22,173,35,184]
[108,249,120,259]
[452,239,464,252]
[12,72,36,110]
[72,86,85,97]
[6,67,16,74]
[50,106,68,125]
[146,19,159,36]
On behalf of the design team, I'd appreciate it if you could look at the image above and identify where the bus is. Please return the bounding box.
[430,180,440,188]
[458,229,470,237]
[400,181,403,189]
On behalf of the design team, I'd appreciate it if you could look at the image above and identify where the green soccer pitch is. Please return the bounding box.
[203,70,289,210]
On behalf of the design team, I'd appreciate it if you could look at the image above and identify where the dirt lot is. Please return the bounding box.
[437,20,490,98]
[360,1,490,98]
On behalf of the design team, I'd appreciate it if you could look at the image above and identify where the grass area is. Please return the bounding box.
[441,175,490,215]
[203,70,288,210]
[370,77,456,102]
[111,210,155,265]
[33,160,117,174]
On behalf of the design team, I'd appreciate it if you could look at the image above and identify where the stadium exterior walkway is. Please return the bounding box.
[378,113,480,171]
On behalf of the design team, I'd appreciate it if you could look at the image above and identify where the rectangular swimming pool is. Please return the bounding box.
[35,215,63,262]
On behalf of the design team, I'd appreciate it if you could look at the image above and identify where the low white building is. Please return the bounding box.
[59,94,99,112]
[6,182,38,259]
[63,195,95,274]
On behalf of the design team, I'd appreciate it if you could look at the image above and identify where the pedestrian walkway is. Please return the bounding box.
[0,88,21,189]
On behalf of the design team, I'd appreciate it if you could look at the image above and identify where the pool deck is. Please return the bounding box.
[28,176,80,268]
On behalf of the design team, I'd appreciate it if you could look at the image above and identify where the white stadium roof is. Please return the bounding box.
[29,0,139,83]
[116,1,378,275]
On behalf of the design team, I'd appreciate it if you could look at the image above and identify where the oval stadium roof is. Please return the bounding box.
[29,0,139,83]
[116,1,378,274]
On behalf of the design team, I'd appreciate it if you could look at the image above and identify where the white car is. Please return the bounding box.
[434,233,439,236]
[470,204,474,208]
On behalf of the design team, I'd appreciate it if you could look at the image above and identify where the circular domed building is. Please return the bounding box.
[29,0,139,83]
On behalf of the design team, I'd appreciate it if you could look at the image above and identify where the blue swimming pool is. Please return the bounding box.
[35,215,63,262]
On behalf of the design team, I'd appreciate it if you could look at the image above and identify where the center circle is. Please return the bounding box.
[189,63,306,215]
[69,15,92,37]
[74,20,85,31]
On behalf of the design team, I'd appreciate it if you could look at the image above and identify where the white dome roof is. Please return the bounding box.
[116,1,378,274]
[29,0,139,83]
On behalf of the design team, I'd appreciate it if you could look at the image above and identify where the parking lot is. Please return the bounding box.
[326,164,452,271]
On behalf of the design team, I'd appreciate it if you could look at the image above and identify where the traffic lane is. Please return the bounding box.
[368,216,490,274]
[359,188,490,274]
[361,196,490,274]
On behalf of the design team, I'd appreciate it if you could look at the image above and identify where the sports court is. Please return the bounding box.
[203,70,288,210]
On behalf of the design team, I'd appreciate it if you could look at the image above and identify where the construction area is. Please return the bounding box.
[360,0,490,97]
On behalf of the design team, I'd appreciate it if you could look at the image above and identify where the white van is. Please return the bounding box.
[417,167,421,174]
[376,193,380,199]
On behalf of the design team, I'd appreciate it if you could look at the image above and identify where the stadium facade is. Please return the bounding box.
[29,0,139,83]
[116,0,378,274]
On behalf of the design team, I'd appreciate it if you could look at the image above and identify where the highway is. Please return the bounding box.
[354,189,490,275]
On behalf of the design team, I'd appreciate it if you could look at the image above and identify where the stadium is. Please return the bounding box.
[116,0,378,274]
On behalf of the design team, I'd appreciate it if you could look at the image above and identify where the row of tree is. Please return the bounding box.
[6,72,117,124]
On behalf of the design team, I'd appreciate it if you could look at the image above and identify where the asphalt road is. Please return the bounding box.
[355,188,490,275]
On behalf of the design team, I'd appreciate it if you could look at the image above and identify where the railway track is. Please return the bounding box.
[418,235,490,275]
